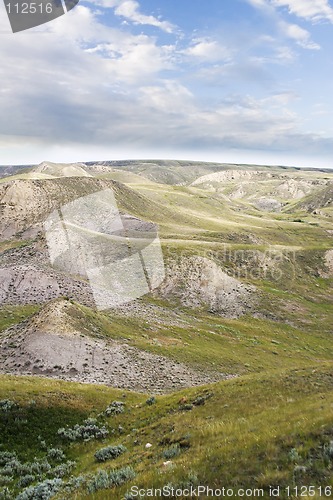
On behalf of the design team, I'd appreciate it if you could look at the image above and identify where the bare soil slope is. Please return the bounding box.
[0,299,228,392]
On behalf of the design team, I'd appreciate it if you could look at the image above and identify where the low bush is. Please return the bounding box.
[323,440,333,459]
[47,448,65,462]
[0,486,11,499]
[61,474,86,494]
[87,466,135,494]
[16,478,63,500]
[0,477,13,486]
[105,401,125,416]
[94,445,127,462]
[57,418,108,442]
[51,461,76,478]
[17,475,35,488]
[0,452,17,467]
[0,400,18,413]
[162,444,181,459]
[146,397,156,406]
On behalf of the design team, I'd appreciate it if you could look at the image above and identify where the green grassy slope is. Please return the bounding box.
[0,365,332,499]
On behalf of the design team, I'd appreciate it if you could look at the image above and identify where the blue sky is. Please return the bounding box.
[0,0,333,167]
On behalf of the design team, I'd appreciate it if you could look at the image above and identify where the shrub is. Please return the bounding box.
[0,477,13,486]
[38,436,47,451]
[57,418,108,442]
[17,475,35,488]
[0,456,52,478]
[51,461,76,479]
[87,470,109,493]
[62,474,86,494]
[323,440,333,459]
[162,444,181,459]
[192,393,213,406]
[174,472,199,490]
[105,401,125,416]
[94,445,127,462]
[0,400,18,413]
[146,397,156,406]
[87,466,135,494]
[288,448,300,463]
[124,493,135,500]
[47,448,65,462]
[179,404,193,411]
[108,466,135,486]
[192,396,206,406]
[0,452,17,467]
[16,478,63,500]
[0,457,23,476]
[20,459,51,476]
[0,487,12,499]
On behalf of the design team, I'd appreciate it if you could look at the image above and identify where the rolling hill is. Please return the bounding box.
[0,160,332,499]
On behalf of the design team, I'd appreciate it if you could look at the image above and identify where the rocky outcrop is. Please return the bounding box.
[323,249,333,277]
[254,198,282,212]
[159,256,255,318]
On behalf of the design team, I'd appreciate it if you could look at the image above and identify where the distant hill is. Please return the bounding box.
[32,161,92,178]
[292,182,333,212]
[1,159,332,185]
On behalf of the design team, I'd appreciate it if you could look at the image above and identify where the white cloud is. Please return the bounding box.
[0,0,332,164]
[182,38,231,63]
[115,1,175,33]
[92,0,175,33]
[274,45,296,61]
[140,81,194,114]
[245,0,274,13]
[279,21,321,49]
[271,0,333,23]
[247,0,333,23]
[245,0,321,49]
[85,38,175,83]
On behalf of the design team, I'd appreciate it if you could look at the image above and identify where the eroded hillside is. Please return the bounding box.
[0,160,332,385]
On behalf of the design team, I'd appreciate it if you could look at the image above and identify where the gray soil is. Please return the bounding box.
[0,300,232,393]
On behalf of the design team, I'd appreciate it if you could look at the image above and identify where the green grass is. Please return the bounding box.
[0,240,30,254]
[0,364,332,498]
[0,305,40,333]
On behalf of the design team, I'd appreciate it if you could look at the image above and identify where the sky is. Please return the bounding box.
[0,0,333,168]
